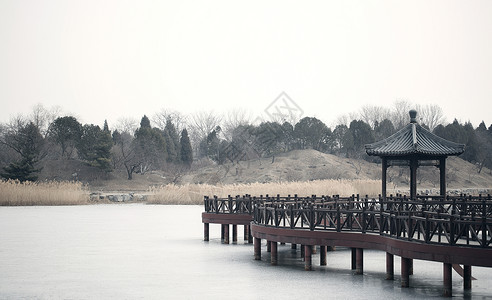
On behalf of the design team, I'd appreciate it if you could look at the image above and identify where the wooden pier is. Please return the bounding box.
[203,194,492,297]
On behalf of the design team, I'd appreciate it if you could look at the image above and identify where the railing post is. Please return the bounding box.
[379,195,384,235]
[450,215,455,245]
[336,204,341,232]
[310,204,315,231]
[290,204,295,229]
[482,196,487,247]
[425,214,430,243]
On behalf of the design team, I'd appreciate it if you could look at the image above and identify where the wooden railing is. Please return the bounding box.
[204,194,492,248]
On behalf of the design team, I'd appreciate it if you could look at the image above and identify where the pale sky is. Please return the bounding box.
[1,0,491,128]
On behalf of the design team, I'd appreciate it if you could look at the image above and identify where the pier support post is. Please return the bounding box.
[232,225,237,243]
[320,246,327,266]
[301,244,305,259]
[203,223,209,241]
[355,248,363,275]
[271,242,278,265]
[464,265,472,290]
[248,225,253,244]
[443,263,452,297]
[221,224,224,242]
[386,252,394,280]
[267,240,271,252]
[244,225,248,242]
[223,224,229,244]
[291,243,297,250]
[351,248,357,270]
[401,257,410,288]
[254,237,261,260]
[409,259,413,275]
[304,245,312,271]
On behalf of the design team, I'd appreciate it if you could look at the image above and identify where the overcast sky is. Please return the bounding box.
[1,0,491,128]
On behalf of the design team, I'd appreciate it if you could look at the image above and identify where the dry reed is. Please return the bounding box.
[146,179,381,205]
[0,180,90,206]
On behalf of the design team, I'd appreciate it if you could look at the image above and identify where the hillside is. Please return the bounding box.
[39,149,492,194]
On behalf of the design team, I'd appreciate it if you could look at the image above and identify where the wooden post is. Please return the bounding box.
[304,245,312,271]
[386,252,394,280]
[221,224,224,242]
[301,244,305,258]
[464,265,472,290]
[401,257,410,287]
[355,248,363,275]
[351,248,357,270]
[440,158,446,197]
[291,243,297,250]
[443,263,452,297]
[223,224,229,244]
[271,241,278,265]
[244,225,248,242]
[248,225,253,244]
[409,259,413,275]
[267,240,271,252]
[410,158,418,200]
[204,223,209,241]
[254,237,261,260]
[382,157,387,200]
[232,225,237,243]
[320,245,327,266]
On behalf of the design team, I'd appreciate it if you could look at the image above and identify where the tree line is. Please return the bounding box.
[1,102,491,182]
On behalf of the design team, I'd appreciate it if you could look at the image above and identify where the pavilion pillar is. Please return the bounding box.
[440,158,446,197]
[410,157,418,200]
[382,157,387,200]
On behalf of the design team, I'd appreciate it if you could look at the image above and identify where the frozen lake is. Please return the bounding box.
[1,204,491,299]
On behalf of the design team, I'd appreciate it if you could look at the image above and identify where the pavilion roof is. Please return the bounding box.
[365,112,465,157]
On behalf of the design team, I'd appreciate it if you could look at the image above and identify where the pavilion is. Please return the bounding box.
[365,110,465,199]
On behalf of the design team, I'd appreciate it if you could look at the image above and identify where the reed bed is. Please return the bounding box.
[0,180,90,206]
[146,179,381,205]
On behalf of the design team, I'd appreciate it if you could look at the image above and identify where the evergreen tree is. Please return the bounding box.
[179,129,193,166]
[103,120,110,133]
[134,116,167,172]
[77,124,113,172]
[48,116,82,159]
[1,122,44,182]
[164,120,179,163]
[140,115,151,129]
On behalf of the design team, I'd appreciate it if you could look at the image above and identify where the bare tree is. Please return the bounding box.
[30,104,61,138]
[415,104,445,131]
[189,111,223,153]
[114,117,139,135]
[112,131,142,180]
[221,108,253,140]
[152,109,188,134]
[390,100,412,129]
[359,105,391,129]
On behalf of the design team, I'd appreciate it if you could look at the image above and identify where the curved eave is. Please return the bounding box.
[365,123,465,157]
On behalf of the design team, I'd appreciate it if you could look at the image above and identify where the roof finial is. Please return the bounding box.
[409,110,418,123]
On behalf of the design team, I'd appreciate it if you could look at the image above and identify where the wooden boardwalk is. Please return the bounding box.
[202,194,492,297]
